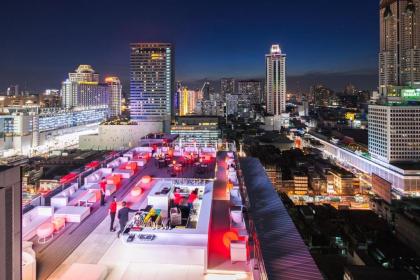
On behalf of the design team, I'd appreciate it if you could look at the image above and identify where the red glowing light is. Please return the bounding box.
[222,231,239,249]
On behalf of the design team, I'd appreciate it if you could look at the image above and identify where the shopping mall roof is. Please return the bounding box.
[240,157,324,280]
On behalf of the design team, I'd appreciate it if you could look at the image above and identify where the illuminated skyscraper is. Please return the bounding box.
[379,0,420,93]
[130,43,174,131]
[105,77,122,117]
[369,0,420,164]
[179,87,199,116]
[61,65,109,110]
[265,44,286,115]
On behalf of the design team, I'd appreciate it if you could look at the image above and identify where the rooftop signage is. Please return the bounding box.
[401,88,420,101]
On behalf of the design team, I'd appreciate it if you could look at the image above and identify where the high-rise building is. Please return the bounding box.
[379,0,420,94]
[105,77,122,117]
[369,1,420,165]
[221,78,235,100]
[178,87,199,116]
[61,65,109,110]
[201,82,214,101]
[238,80,262,105]
[266,44,287,115]
[130,43,174,132]
[6,85,19,97]
[0,166,21,280]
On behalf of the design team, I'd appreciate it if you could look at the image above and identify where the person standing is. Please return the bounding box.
[187,188,198,209]
[100,177,106,206]
[117,201,137,238]
[109,196,117,232]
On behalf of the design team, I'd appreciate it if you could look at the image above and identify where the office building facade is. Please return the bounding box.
[0,166,21,280]
[171,116,221,147]
[379,0,420,93]
[238,80,262,105]
[221,78,235,101]
[130,43,174,132]
[266,44,287,115]
[369,105,420,163]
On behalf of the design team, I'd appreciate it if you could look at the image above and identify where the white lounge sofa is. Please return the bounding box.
[106,157,129,169]
[54,206,90,223]
[113,169,134,179]
[22,206,54,241]
[84,168,112,185]
[50,183,79,209]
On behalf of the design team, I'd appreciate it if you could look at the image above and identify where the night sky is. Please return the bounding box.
[0,0,379,92]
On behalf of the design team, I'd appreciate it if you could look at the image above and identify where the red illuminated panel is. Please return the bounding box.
[60,172,78,185]
[85,161,100,169]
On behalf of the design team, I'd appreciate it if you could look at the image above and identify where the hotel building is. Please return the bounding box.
[130,43,174,132]
[61,65,110,110]
[266,44,286,115]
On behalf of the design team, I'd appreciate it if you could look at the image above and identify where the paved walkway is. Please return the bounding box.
[208,152,251,276]
[36,163,153,280]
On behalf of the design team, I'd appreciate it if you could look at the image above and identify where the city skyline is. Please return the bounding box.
[0,0,379,92]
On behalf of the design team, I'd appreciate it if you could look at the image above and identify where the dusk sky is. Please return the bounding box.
[0,0,379,92]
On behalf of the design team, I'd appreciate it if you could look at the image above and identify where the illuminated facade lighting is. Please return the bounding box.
[266,44,286,115]
[129,43,174,132]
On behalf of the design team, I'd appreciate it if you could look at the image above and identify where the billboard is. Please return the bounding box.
[401,88,420,101]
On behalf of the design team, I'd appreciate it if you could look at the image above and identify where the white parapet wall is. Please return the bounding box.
[79,122,163,151]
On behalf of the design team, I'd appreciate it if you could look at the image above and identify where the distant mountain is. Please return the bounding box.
[287,69,378,93]
[182,69,378,93]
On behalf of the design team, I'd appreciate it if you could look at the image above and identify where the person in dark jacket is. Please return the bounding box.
[100,177,106,206]
[117,201,137,238]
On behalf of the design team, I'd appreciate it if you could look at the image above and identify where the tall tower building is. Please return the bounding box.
[130,43,174,132]
[379,0,420,93]
[369,1,420,164]
[0,166,21,280]
[105,77,122,117]
[266,44,287,115]
[61,65,109,110]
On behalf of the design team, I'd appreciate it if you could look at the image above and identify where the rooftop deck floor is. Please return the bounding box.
[37,156,215,280]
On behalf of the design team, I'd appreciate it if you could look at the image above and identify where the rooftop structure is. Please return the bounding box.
[22,141,324,280]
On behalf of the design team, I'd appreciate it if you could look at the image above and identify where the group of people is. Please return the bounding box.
[105,187,199,239]
[97,176,137,238]
[172,187,199,209]
[108,197,137,238]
